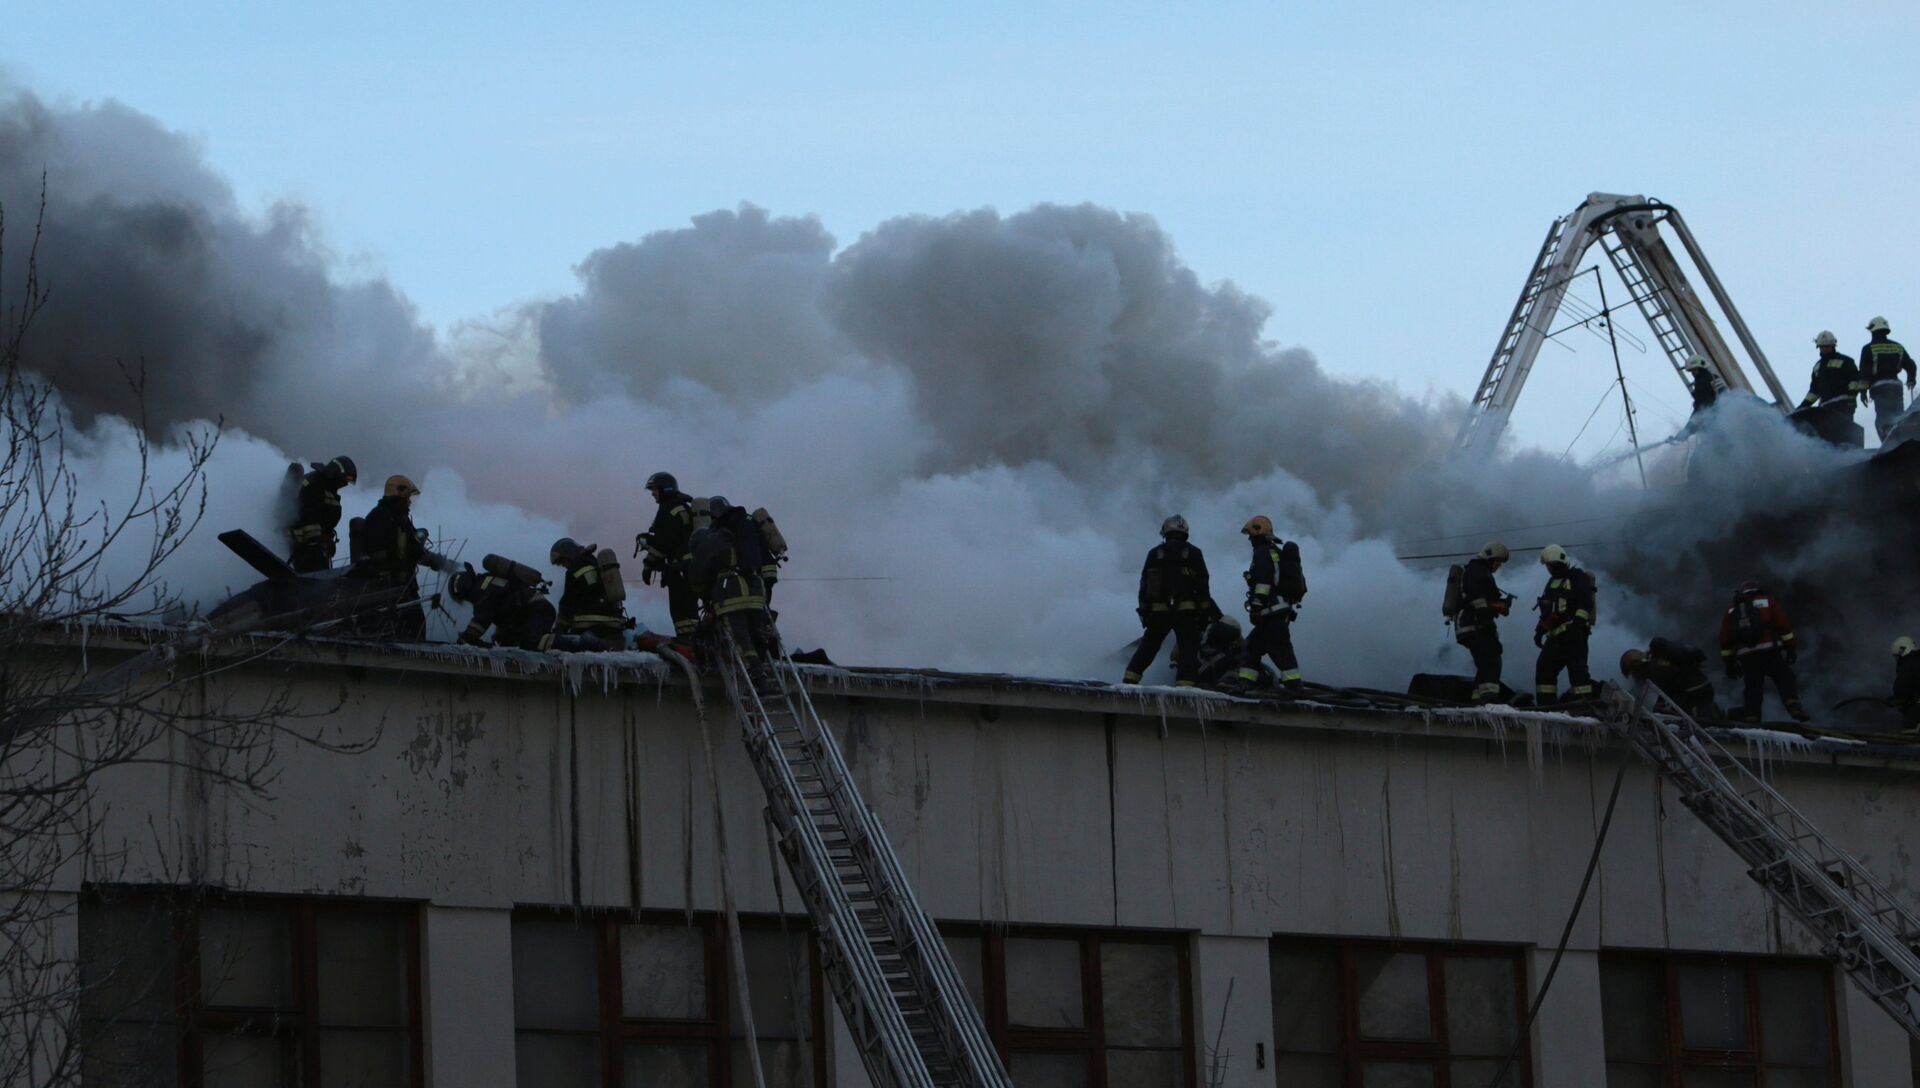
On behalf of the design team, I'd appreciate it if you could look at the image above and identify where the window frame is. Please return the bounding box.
[1270,935,1535,1087]
[940,922,1199,1087]
[511,907,829,1088]
[81,886,425,1088]
[1599,949,1842,1086]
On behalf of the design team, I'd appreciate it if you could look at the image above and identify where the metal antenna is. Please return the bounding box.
[1593,268,1649,487]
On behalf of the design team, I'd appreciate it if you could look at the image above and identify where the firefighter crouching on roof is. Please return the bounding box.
[1233,516,1305,691]
[1860,317,1917,441]
[639,472,699,639]
[1719,580,1808,722]
[353,475,434,639]
[1532,544,1596,704]
[1122,516,1212,687]
[448,556,557,651]
[1891,637,1920,734]
[1451,543,1513,705]
[1621,638,1720,720]
[288,455,356,573]
[551,538,630,650]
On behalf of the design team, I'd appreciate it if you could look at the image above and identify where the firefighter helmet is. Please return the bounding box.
[550,537,580,566]
[707,496,731,518]
[645,472,678,493]
[1539,544,1569,567]
[1241,515,1274,538]
[383,474,420,498]
[1894,636,1916,657]
[1683,355,1709,371]
[1620,648,1646,676]
[1869,316,1892,334]
[1478,542,1510,563]
[1160,515,1189,539]
[447,568,478,603]
[324,455,358,483]
[1737,579,1764,598]
[1814,330,1837,348]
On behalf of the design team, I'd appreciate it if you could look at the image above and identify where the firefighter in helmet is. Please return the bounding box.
[1717,580,1806,722]
[287,455,357,572]
[1122,516,1212,687]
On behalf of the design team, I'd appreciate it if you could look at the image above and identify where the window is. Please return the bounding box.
[1599,952,1838,1087]
[510,911,825,1088]
[1269,938,1530,1087]
[78,888,422,1088]
[941,926,1196,1088]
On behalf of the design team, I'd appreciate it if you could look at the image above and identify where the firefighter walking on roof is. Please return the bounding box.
[1122,516,1212,687]
[1719,580,1808,722]
[1532,544,1596,704]
[1232,516,1305,690]
[1449,543,1513,704]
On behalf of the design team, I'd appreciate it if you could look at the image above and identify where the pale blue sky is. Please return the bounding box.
[9,1,1919,454]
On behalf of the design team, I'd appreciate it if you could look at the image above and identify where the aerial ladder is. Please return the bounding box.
[1608,683,1920,1038]
[1456,193,1794,455]
[714,634,1014,1088]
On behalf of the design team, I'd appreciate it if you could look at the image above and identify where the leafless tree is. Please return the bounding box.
[0,190,360,1086]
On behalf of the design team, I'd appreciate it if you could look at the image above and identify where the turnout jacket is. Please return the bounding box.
[557,552,622,627]
[1644,637,1714,705]
[1137,540,1211,618]
[1802,351,1865,407]
[1719,594,1796,660]
[290,469,345,544]
[460,574,550,647]
[1688,368,1719,412]
[359,497,425,579]
[1454,557,1506,634]
[1243,536,1296,618]
[1860,334,1918,388]
[643,490,697,574]
[1536,566,1596,638]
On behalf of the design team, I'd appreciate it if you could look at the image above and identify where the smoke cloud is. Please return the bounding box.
[7,86,1904,719]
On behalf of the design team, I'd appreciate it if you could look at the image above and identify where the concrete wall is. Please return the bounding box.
[58,643,1920,1085]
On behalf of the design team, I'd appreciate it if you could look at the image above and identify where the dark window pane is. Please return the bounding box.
[623,1042,712,1087]
[199,906,294,1010]
[1008,1051,1091,1087]
[1106,1048,1184,1087]
[318,1028,410,1088]
[511,918,601,1031]
[1100,943,1181,1047]
[1603,1064,1666,1088]
[81,1021,179,1088]
[730,1040,809,1088]
[1681,1070,1754,1088]
[1361,1061,1436,1088]
[1762,1069,1832,1088]
[1005,938,1085,1030]
[1445,956,1519,1055]
[317,912,409,1027]
[733,928,809,1039]
[1600,959,1667,1063]
[203,1034,294,1088]
[1677,962,1749,1051]
[515,1032,600,1088]
[1756,965,1829,1066]
[1356,952,1432,1042]
[945,934,986,1014]
[1450,1059,1520,1088]
[1271,947,1341,1053]
[1274,1053,1341,1088]
[81,899,178,1023]
[621,922,709,1020]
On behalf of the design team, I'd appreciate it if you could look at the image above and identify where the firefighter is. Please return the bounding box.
[1718,580,1807,722]
[287,455,356,572]
[1892,637,1920,734]
[448,565,556,651]
[684,521,776,686]
[1122,516,1212,687]
[713,499,781,656]
[1683,356,1720,414]
[550,539,628,650]
[1859,317,1917,440]
[1195,615,1253,691]
[1799,330,1865,415]
[1620,638,1719,720]
[354,475,430,639]
[1233,515,1304,690]
[639,472,699,639]
[1532,544,1596,704]
[1453,542,1512,704]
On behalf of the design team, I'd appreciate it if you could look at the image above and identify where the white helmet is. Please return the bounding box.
[1815,330,1838,348]
[1894,636,1916,657]
[1869,316,1892,334]
[1477,541,1510,563]
[1159,515,1189,539]
[1683,354,1709,371]
[1539,543,1569,566]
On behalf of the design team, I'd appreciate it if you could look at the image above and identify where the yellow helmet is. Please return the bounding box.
[384,474,421,498]
[1869,316,1892,334]
[1241,515,1275,537]
[1814,330,1838,348]
[1894,636,1916,657]
[1620,648,1646,676]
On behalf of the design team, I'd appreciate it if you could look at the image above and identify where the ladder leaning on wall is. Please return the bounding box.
[715,634,1014,1088]
[1608,684,1920,1038]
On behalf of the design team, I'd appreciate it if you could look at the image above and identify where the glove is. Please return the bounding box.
[1534,630,1548,649]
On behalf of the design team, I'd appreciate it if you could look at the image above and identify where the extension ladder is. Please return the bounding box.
[1598,230,1694,373]
[716,639,1014,1087]
[1609,684,1920,1038]
[1456,214,1577,453]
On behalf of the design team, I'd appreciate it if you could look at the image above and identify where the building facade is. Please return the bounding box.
[54,638,1920,1086]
